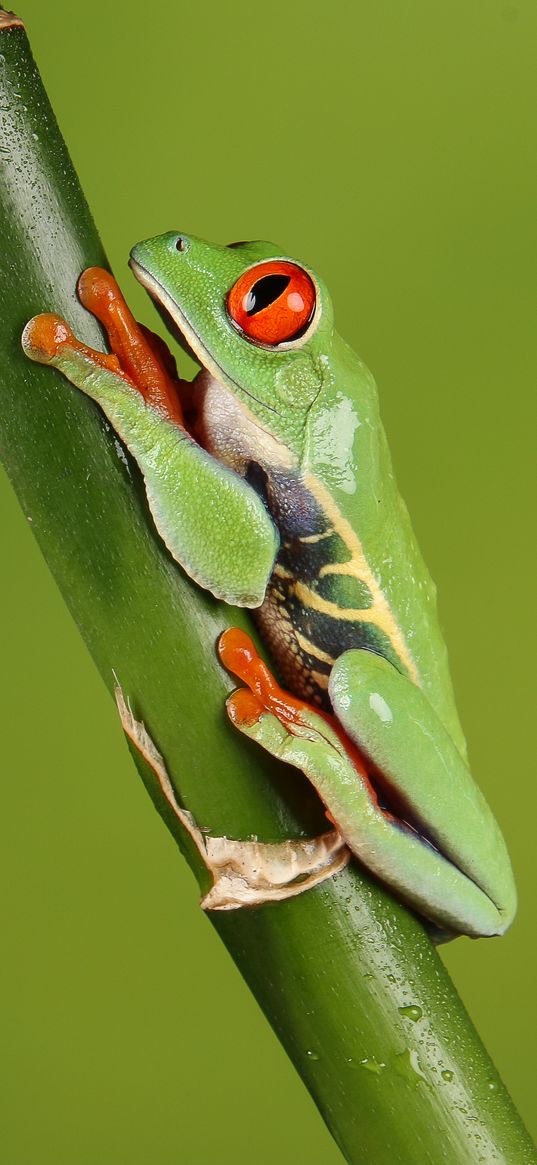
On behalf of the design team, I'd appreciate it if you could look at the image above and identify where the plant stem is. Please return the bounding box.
[0,13,535,1164]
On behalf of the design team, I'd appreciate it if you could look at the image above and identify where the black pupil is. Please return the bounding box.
[245,274,291,316]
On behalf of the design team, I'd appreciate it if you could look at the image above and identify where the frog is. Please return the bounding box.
[21,232,516,938]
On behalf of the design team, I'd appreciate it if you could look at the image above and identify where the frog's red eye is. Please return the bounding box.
[226,260,316,346]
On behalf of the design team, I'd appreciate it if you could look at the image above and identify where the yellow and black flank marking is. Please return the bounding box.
[252,467,418,706]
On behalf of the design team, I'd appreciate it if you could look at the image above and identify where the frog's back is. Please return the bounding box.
[255,332,467,758]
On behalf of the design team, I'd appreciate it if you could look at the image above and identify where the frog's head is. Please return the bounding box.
[129,232,334,453]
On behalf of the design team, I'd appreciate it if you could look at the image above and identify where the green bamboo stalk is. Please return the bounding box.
[0,12,535,1163]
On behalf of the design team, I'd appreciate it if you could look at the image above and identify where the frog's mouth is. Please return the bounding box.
[130,256,283,418]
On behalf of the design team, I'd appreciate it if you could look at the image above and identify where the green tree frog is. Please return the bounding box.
[22,233,516,939]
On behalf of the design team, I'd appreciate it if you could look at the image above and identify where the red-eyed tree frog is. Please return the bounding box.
[22,233,516,939]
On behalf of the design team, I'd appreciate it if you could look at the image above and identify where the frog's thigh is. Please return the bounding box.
[329,650,516,935]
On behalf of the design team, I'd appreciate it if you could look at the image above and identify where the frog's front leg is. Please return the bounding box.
[22,271,278,607]
[219,631,517,937]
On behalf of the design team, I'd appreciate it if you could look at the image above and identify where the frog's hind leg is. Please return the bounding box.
[328,648,517,936]
[219,630,515,936]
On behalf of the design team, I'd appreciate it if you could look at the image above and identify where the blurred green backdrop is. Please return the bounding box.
[1,2,536,1162]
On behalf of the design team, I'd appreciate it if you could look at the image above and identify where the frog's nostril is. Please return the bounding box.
[175,236,186,252]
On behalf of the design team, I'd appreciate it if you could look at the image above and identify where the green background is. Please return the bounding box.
[1,2,536,1162]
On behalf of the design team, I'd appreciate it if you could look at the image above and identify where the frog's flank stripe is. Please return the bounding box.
[298,527,336,544]
[304,474,418,684]
[294,630,336,668]
[319,560,368,578]
[252,463,418,702]
[293,578,399,635]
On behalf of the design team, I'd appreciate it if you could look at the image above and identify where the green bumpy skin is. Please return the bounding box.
[22,232,517,938]
[34,344,278,607]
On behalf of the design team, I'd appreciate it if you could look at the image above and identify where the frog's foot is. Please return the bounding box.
[115,688,350,911]
[218,626,377,801]
[22,267,186,425]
